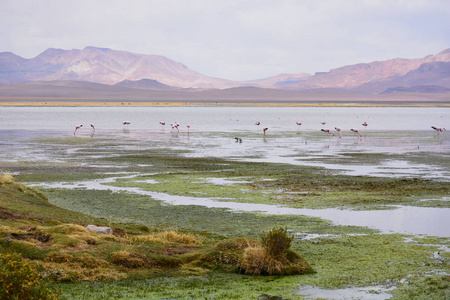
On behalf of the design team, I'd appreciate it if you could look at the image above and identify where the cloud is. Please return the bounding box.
[1,0,449,80]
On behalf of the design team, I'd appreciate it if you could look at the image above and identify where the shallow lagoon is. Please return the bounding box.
[1,106,449,237]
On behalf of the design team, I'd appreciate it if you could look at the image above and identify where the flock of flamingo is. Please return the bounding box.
[254,120,369,138]
[73,120,446,138]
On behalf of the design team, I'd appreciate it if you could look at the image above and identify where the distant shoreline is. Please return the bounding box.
[0,100,449,107]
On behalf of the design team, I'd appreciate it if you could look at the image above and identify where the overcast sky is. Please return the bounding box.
[1,0,449,81]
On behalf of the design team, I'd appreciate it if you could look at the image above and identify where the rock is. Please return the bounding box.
[86,225,113,235]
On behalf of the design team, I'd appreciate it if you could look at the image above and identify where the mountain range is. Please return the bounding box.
[0,46,449,102]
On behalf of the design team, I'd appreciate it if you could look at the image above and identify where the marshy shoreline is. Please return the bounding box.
[1,105,449,299]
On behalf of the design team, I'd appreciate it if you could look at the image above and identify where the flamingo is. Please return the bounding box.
[263,127,268,135]
[235,137,242,143]
[351,128,362,137]
[187,124,190,133]
[432,126,446,137]
[90,124,95,132]
[160,121,166,126]
[73,124,82,136]
[296,121,302,126]
[171,122,180,132]
[321,129,334,136]
[255,121,261,126]
[335,126,342,138]
[123,121,131,125]
[362,122,368,127]
[321,122,326,126]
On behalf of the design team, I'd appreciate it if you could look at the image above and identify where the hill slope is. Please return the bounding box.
[279,48,450,92]
[0,47,237,89]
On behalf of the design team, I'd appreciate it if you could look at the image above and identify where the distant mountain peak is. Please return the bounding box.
[0,47,238,88]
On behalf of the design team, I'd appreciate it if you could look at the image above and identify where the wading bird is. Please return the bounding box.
[160,121,166,126]
[335,126,342,138]
[351,128,362,137]
[296,121,302,126]
[73,125,82,136]
[123,121,131,125]
[187,124,190,133]
[235,137,242,143]
[362,122,368,127]
[255,121,261,126]
[432,126,446,137]
[90,124,95,132]
[263,127,268,135]
[321,128,334,136]
[171,122,180,132]
[321,121,326,126]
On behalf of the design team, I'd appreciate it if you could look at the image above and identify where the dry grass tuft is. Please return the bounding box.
[0,173,14,185]
[46,224,88,235]
[110,250,146,268]
[132,230,204,245]
[202,230,314,276]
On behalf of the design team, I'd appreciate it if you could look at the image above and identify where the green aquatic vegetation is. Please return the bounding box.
[110,173,274,204]
[413,236,450,246]
[55,274,307,300]
[391,274,450,300]
[44,187,376,239]
[292,234,447,289]
[98,153,450,210]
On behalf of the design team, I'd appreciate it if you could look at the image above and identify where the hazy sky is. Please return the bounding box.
[1,0,449,81]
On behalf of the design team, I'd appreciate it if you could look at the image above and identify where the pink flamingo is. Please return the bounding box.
[335,126,342,138]
[123,121,131,125]
[73,124,82,136]
[90,124,95,132]
[171,122,180,132]
[255,121,261,126]
[160,121,166,126]
[351,128,362,137]
[296,121,302,126]
[321,129,334,136]
[362,122,368,127]
[263,127,268,135]
[187,124,190,133]
[432,126,446,137]
[321,122,326,126]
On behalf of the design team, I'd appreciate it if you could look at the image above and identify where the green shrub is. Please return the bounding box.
[260,227,293,259]
[0,253,59,299]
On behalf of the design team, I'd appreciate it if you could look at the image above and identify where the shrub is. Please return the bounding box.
[0,253,59,299]
[260,227,293,259]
